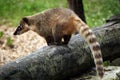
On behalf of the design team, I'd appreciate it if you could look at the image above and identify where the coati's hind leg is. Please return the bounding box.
[63,35,71,44]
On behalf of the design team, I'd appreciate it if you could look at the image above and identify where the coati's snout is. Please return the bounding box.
[13,26,19,35]
[13,25,29,35]
[13,17,30,35]
[14,25,22,35]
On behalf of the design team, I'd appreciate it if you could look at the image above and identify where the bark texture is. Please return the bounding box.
[71,66,120,80]
[0,22,120,80]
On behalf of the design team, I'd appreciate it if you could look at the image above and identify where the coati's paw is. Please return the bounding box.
[48,42,64,46]
[47,43,55,45]
[53,42,63,46]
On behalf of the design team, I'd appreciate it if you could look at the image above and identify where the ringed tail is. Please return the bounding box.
[75,19,104,79]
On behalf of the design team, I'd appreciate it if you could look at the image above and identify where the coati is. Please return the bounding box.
[13,8,104,79]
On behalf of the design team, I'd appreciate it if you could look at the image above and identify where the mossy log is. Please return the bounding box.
[0,21,120,80]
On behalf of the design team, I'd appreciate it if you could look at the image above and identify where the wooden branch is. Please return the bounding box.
[0,22,120,80]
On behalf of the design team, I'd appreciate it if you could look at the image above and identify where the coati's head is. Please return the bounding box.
[14,17,31,35]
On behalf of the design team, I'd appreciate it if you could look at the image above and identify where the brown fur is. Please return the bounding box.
[14,8,104,79]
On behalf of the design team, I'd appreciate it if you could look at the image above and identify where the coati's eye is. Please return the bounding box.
[17,25,23,31]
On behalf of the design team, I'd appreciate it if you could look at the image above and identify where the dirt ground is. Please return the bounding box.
[0,25,47,66]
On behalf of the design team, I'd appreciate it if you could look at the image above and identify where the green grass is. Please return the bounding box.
[0,31,4,38]
[83,0,120,27]
[0,0,67,26]
[0,0,120,27]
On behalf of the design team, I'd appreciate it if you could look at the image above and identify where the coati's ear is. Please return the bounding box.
[22,17,30,25]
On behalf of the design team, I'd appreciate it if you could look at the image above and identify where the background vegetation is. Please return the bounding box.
[0,0,120,27]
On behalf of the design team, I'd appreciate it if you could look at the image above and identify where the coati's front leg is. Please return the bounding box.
[52,26,63,45]
[45,36,54,45]
[53,33,63,45]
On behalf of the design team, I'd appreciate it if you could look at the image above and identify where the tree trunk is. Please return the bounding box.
[67,0,86,23]
[0,22,120,80]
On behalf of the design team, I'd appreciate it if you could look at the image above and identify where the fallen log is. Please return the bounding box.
[71,66,120,80]
[0,22,120,80]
